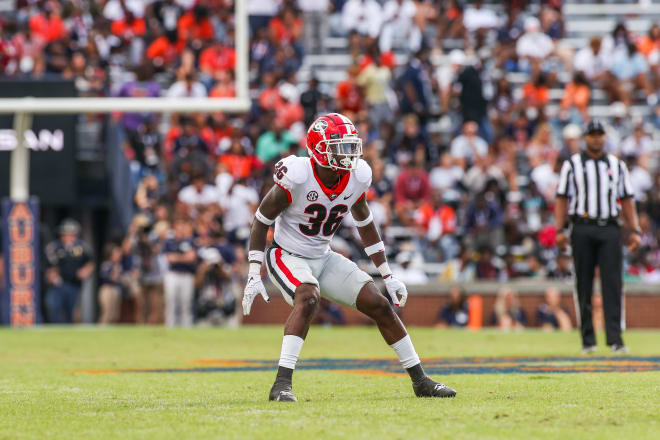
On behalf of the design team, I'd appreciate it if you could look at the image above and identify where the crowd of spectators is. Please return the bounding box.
[2,0,660,326]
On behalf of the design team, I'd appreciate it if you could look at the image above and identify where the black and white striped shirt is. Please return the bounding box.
[556,152,634,219]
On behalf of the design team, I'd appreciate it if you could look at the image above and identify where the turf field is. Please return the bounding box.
[1,326,659,440]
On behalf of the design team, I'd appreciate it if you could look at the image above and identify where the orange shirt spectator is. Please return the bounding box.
[146,36,184,65]
[259,87,283,111]
[178,11,214,42]
[209,83,236,98]
[560,81,590,114]
[212,125,234,144]
[111,16,147,39]
[336,67,365,114]
[218,154,262,179]
[269,8,303,44]
[417,204,457,233]
[201,120,234,149]
[275,100,304,129]
[637,37,660,58]
[29,12,66,43]
[522,82,549,107]
[637,25,660,58]
[200,44,236,75]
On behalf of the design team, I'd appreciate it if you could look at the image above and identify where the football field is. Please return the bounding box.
[2,326,659,440]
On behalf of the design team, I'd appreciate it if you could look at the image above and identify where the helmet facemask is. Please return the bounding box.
[316,136,362,171]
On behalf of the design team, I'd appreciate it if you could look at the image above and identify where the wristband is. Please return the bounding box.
[248,262,262,276]
[377,262,392,278]
[255,209,275,226]
[632,229,642,236]
[248,250,264,263]
[364,241,385,256]
[353,212,373,228]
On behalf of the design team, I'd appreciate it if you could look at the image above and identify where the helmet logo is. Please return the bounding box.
[307,191,319,201]
[312,119,328,134]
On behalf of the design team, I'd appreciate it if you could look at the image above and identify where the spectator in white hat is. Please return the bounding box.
[516,16,554,62]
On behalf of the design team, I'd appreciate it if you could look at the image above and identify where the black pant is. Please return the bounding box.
[571,223,624,347]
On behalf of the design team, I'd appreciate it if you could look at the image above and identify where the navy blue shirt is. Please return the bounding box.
[438,303,469,327]
[491,309,527,327]
[536,304,569,329]
[45,239,92,286]
[99,261,122,287]
[164,238,197,274]
[397,59,430,114]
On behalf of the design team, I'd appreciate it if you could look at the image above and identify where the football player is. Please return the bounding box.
[243,113,457,401]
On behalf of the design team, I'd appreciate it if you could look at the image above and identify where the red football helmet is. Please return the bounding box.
[306,113,362,172]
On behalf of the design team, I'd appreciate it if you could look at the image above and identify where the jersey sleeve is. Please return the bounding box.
[273,155,308,203]
[556,160,573,198]
[617,160,634,200]
[354,159,373,200]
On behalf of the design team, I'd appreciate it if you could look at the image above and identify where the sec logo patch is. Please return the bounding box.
[307,191,319,201]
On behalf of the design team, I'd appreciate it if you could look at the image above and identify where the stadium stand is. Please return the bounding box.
[1,0,659,325]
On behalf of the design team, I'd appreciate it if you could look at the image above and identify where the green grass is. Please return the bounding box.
[1,326,659,440]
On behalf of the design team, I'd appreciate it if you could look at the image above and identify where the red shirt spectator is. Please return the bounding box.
[275,99,304,129]
[209,82,236,98]
[178,10,214,43]
[522,72,549,108]
[218,137,262,179]
[146,36,184,65]
[201,116,234,149]
[394,167,431,204]
[200,43,236,75]
[111,15,147,39]
[417,204,457,234]
[219,153,262,179]
[259,87,283,111]
[523,82,549,106]
[29,12,66,43]
[212,123,234,144]
[0,34,22,74]
[336,66,364,114]
[269,8,303,44]
[637,24,660,58]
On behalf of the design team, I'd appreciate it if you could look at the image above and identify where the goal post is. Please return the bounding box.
[0,0,249,198]
[0,0,250,327]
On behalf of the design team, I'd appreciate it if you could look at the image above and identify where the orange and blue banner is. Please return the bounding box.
[1,198,40,327]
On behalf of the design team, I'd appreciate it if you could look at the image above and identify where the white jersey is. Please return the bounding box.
[272,155,372,258]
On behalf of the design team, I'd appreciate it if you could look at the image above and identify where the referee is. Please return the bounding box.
[554,120,642,354]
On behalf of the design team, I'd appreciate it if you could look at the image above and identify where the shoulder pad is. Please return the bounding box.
[354,159,372,185]
[274,155,309,190]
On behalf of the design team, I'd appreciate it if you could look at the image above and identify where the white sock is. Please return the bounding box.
[390,335,421,369]
[278,335,304,369]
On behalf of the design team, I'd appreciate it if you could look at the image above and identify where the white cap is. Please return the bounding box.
[449,49,466,66]
[199,247,222,265]
[395,251,413,265]
[278,83,299,103]
[562,124,581,139]
[610,101,627,118]
[524,16,541,32]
